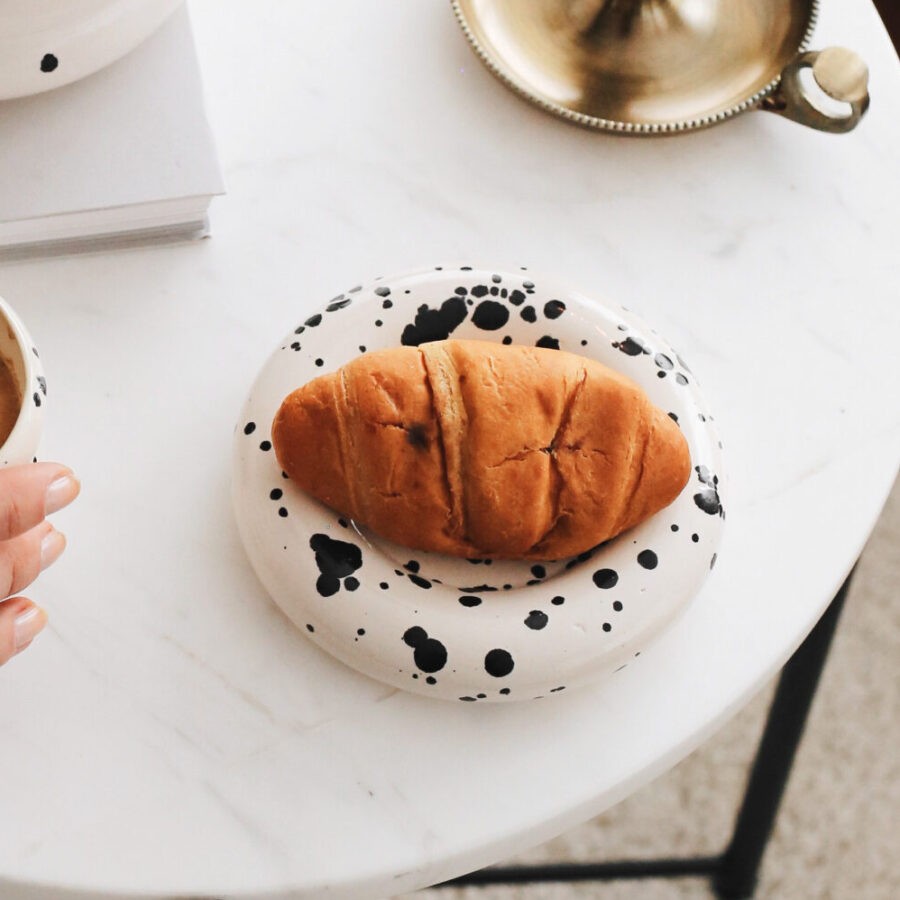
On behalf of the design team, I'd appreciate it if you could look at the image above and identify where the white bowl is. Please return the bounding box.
[0,0,183,101]
[0,296,45,466]
[233,265,726,703]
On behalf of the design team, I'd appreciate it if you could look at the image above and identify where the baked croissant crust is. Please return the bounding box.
[272,339,690,560]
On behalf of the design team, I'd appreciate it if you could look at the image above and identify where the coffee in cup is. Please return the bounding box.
[0,353,19,447]
[0,296,45,466]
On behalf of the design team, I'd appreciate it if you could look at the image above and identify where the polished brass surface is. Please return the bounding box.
[452,0,869,133]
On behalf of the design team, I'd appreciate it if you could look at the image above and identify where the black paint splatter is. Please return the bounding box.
[459,595,482,607]
[309,533,363,597]
[593,568,619,589]
[403,626,426,644]
[693,467,723,516]
[613,336,651,356]
[401,297,468,345]
[403,627,448,673]
[694,490,723,516]
[637,549,658,570]
[485,649,515,677]
[544,300,566,319]
[536,336,560,350]
[471,300,509,330]
[524,610,548,630]
[654,353,674,371]
[40,54,58,73]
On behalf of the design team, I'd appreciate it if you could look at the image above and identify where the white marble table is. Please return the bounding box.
[1,1,898,898]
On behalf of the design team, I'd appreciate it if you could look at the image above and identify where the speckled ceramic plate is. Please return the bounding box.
[232,265,725,703]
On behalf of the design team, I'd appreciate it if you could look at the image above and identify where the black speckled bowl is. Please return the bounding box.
[232,265,725,703]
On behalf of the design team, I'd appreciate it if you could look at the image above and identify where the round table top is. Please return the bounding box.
[1,1,898,898]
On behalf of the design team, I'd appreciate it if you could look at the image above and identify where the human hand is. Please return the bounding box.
[0,463,80,665]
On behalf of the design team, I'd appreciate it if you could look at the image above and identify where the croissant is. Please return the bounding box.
[272,339,690,560]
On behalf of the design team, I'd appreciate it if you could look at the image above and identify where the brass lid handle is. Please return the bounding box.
[813,47,869,104]
[763,47,870,133]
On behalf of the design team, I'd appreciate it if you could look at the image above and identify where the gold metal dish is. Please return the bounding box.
[451,0,870,134]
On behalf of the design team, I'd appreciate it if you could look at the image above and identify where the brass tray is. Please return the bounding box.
[451,0,869,134]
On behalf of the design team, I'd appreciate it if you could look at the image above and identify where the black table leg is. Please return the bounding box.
[436,569,855,896]
[712,568,853,899]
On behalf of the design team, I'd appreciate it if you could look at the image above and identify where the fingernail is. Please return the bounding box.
[14,606,46,652]
[45,473,80,515]
[40,528,66,570]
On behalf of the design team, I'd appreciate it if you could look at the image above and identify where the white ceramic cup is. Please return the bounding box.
[0,296,45,467]
[0,0,184,101]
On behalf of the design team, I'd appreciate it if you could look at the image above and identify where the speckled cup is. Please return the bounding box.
[0,296,45,467]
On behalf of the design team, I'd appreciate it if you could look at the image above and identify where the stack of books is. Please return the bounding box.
[0,4,224,261]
